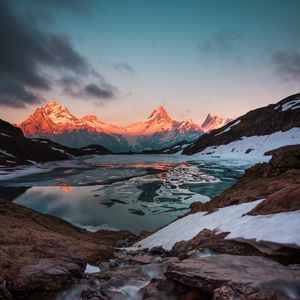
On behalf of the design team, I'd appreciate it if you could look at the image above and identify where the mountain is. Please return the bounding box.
[0,118,111,167]
[183,93,300,159]
[18,101,204,152]
[200,113,232,132]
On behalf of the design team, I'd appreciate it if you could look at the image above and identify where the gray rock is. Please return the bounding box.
[166,254,300,299]
[16,257,84,291]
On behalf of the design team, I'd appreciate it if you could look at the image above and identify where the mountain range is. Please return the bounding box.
[17,101,228,152]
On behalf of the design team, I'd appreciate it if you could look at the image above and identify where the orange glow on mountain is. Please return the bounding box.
[17,100,203,136]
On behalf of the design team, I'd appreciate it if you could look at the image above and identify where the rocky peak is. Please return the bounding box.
[148,106,172,122]
[201,114,230,132]
[42,100,71,116]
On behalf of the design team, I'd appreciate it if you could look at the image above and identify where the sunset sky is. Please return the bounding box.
[1,0,299,125]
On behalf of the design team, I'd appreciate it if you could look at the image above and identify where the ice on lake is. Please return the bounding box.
[0,154,252,234]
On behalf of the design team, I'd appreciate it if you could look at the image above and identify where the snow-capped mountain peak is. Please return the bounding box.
[41,100,76,125]
[201,113,231,132]
[147,106,172,123]
[18,100,204,152]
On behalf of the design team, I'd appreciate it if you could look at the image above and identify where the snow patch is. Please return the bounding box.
[51,147,65,153]
[134,199,300,250]
[0,149,16,158]
[196,127,300,160]
[0,132,11,137]
[280,98,300,111]
[84,263,101,274]
[215,119,241,136]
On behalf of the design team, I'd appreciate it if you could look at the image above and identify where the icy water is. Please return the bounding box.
[0,154,252,234]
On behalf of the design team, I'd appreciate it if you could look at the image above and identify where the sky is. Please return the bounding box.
[0,0,299,126]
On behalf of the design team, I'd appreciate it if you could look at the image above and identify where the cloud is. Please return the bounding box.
[84,83,117,99]
[199,30,241,58]
[31,0,92,13]
[271,50,300,81]
[59,76,118,102]
[114,62,134,74]
[0,0,117,108]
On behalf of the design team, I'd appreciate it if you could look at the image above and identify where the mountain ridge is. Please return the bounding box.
[18,100,226,152]
[183,93,300,158]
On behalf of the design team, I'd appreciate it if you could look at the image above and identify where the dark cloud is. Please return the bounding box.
[59,75,82,97]
[84,83,116,99]
[271,50,300,81]
[0,80,44,108]
[0,0,117,108]
[31,0,92,13]
[59,76,118,102]
[199,30,241,58]
[114,62,134,74]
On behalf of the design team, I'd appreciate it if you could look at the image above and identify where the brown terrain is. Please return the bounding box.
[0,199,135,299]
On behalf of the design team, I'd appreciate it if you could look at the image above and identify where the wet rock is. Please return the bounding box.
[0,281,12,300]
[171,229,263,258]
[15,257,84,292]
[131,254,155,264]
[142,277,212,300]
[80,288,107,300]
[149,246,164,255]
[166,254,300,299]
[141,277,177,299]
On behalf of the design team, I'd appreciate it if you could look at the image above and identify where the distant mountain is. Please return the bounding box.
[0,118,111,167]
[18,100,204,152]
[200,113,232,132]
[183,93,300,159]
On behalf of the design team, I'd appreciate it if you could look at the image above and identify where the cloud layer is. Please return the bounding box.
[0,0,117,108]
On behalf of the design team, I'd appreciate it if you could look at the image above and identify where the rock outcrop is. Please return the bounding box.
[0,199,135,298]
[165,255,300,299]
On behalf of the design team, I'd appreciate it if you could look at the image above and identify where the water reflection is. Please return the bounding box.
[0,155,249,234]
[59,186,73,192]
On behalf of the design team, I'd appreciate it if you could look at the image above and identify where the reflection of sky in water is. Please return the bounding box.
[6,155,250,234]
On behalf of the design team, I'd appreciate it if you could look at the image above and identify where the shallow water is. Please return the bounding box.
[0,154,251,234]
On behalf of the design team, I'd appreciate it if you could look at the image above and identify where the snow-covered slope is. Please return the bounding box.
[134,199,300,250]
[198,128,300,160]
[200,113,232,132]
[18,101,203,152]
[184,93,300,159]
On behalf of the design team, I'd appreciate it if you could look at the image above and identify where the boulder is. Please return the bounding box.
[166,255,300,299]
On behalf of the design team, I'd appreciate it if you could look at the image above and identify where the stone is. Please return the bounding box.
[166,255,300,299]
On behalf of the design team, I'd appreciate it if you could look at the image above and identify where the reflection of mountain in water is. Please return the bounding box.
[0,156,249,234]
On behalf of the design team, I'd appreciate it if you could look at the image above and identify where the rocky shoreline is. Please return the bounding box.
[1,145,300,299]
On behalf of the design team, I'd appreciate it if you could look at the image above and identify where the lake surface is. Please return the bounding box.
[0,154,252,234]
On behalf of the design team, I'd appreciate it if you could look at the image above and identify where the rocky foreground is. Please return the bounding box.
[0,200,135,299]
[1,146,300,299]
